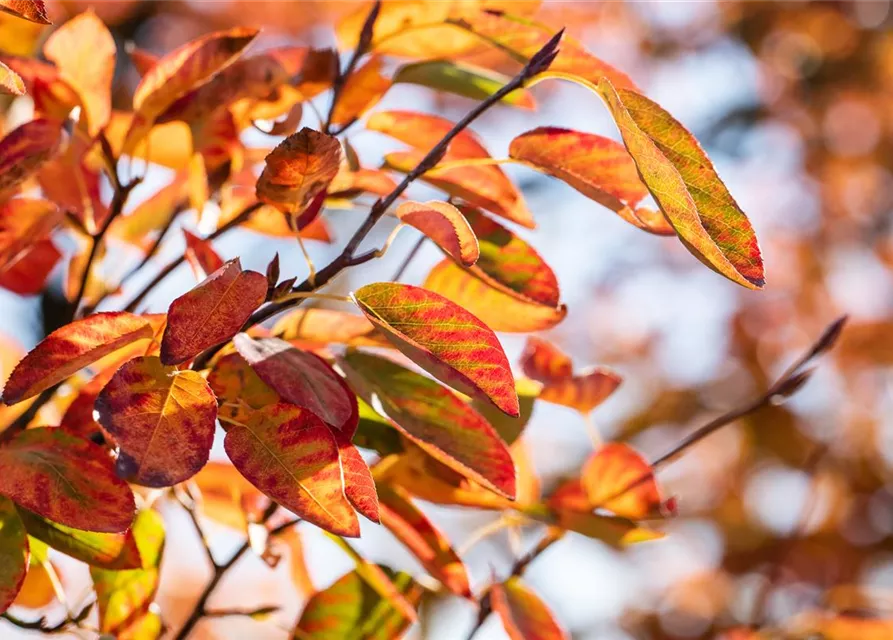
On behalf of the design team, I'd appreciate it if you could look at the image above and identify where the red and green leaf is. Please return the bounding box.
[160,258,267,365]
[223,403,359,537]
[396,200,479,267]
[491,576,568,640]
[95,356,217,488]
[352,282,519,417]
[0,427,134,533]
[2,312,154,404]
[0,496,28,614]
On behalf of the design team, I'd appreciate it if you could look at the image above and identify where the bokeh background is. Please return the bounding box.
[2,1,893,638]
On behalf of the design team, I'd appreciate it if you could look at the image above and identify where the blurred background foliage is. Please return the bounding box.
[2,1,893,639]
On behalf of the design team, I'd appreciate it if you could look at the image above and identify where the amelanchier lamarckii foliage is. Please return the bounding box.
[0,1,848,638]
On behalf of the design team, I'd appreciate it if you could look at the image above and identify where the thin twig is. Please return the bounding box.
[391,236,426,282]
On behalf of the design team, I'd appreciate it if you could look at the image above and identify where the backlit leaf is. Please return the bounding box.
[596,79,764,289]
[294,567,421,640]
[470,378,539,445]
[0,496,27,614]
[509,127,673,235]
[95,356,217,487]
[491,576,568,640]
[0,0,49,23]
[330,55,391,127]
[0,427,134,533]
[91,509,164,636]
[581,443,662,519]
[17,508,142,570]
[353,282,519,417]
[192,461,264,531]
[340,351,516,499]
[0,60,23,95]
[43,10,115,136]
[160,258,267,365]
[223,403,359,537]
[396,200,479,266]
[378,484,470,597]
[2,312,154,404]
[0,198,61,268]
[393,59,535,110]
[0,239,60,296]
[328,166,398,200]
[105,112,192,169]
[521,337,571,381]
[208,352,280,426]
[0,118,61,200]
[183,229,224,281]
[337,435,380,525]
[233,334,356,431]
[279,527,313,596]
[272,308,388,348]
[367,109,491,160]
[12,555,56,609]
[59,355,131,440]
[256,127,341,215]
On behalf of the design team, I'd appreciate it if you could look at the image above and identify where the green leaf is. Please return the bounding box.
[393,60,535,110]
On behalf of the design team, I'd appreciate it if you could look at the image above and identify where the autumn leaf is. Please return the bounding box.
[208,352,280,425]
[0,118,61,200]
[581,443,664,519]
[108,172,188,248]
[105,112,193,169]
[2,312,154,404]
[396,200,479,266]
[223,403,360,537]
[160,258,267,365]
[470,378,539,445]
[233,334,357,431]
[43,10,115,136]
[0,60,23,96]
[17,508,142,570]
[337,435,380,525]
[0,427,134,533]
[393,59,535,110]
[256,127,342,215]
[191,461,265,531]
[183,229,224,280]
[596,79,764,289]
[328,166,398,200]
[95,356,217,487]
[340,351,516,499]
[0,0,49,24]
[378,484,470,597]
[423,208,565,332]
[12,553,56,610]
[278,527,314,596]
[520,337,621,414]
[0,496,27,614]
[0,198,62,267]
[330,55,391,127]
[0,239,60,295]
[353,282,519,417]
[271,307,388,348]
[509,127,674,235]
[90,509,164,636]
[491,576,568,640]
[294,567,421,640]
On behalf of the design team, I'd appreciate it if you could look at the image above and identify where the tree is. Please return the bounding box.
[0,1,857,638]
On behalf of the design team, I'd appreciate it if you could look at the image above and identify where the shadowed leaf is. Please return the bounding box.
[0,118,61,200]
[0,427,134,533]
[396,200,479,266]
[393,60,535,110]
[353,282,519,417]
[491,576,568,640]
[0,497,27,614]
[96,356,217,487]
[581,443,662,519]
[2,312,154,404]
[224,403,359,537]
[160,258,267,365]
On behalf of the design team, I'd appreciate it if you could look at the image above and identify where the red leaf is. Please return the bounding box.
[0,497,27,614]
[224,403,359,537]
[581,443,663,519]
[396,200,479,267]
[378,484,470,597]
[232,334,357,431]
[340,351,516,499]
[182,229,224,281]
[160,258,267,365]
[353,282,519,417]
[0,427,134,533]
[95,356,217,487]
[491,576,569,640]
[207,352,280,426]
[521,337,572,381]
[2,312,154,405]
[0,0,50,24]
[0,239,61,296]
[0,118,61,200]
[337,437,380,524]
[60,355,131,439]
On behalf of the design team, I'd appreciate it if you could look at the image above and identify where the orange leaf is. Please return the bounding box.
[183,229,224,281]
[337,437,380,524]
[367,109,491,160]
[378,484,470,597]
[232,334,357,431]
[109,172,188,248]
[329,166,398,199]
[0,0,49,24]
[95,356,217,487]
[160,258,267,365]
[207,352,280,426]
[127,45,157,76]
[491,576,568,640]
[0,238,60,296]
[43,10,115,136]
[581,443,662,519]
[271,308,388,348]
[2,312,154,404]
[509,127,674,235]
[0,60,23,95]
[192,461,264,531]
[0,118,61,200]
[330,55,391,127]
[278,527,313,596]
[104,112,192,170]
[0,497,27,614]
[0,427,134,533]
[37,139,108,232]
[340,351,516,499]
[256,127,341,215]
[223,403,359,537]
[0,198,62,266]
[520,337,621,414]
[597,79,764,289]
[396,200,479,266]
[353,282,519,417]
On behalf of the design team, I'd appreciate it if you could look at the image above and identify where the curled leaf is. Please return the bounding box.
[396,200,479,266]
